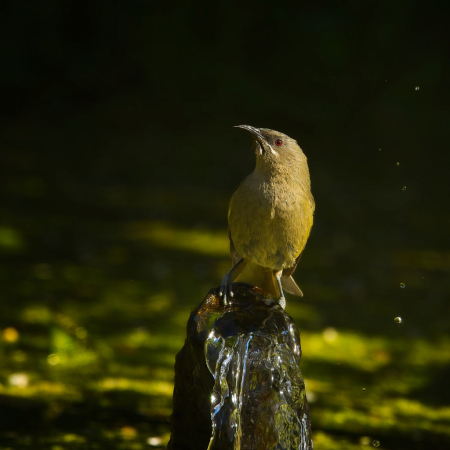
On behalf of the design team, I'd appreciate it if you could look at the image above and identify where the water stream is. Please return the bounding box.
[204,291,312,449]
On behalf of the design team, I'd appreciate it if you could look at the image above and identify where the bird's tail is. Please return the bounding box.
[281,275,303,297]
[232,261,303,298]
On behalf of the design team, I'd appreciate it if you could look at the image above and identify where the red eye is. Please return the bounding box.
[275,139,283,146]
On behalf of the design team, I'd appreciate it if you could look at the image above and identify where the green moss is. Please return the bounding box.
[0,218,449,449]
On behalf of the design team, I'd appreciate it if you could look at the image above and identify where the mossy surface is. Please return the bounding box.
[0,213,449,449]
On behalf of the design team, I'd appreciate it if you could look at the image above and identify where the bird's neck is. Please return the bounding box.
[254,155,309,188]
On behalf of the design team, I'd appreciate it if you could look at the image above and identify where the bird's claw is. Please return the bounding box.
[219,273,234,306]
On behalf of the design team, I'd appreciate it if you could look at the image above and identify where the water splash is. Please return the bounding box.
[204,289,311,449]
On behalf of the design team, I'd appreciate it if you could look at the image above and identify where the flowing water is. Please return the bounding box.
[204,289,312,449]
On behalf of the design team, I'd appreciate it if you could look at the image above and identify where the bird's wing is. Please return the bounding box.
[228,229,242,266]
[228,230,248,281]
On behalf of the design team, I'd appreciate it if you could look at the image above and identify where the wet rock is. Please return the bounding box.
[168,283,312,450]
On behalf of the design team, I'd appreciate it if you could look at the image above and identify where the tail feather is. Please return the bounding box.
[232,261,304,298]
[281,275,303,297]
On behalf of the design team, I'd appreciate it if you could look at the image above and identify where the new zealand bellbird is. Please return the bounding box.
[220,125,315,309]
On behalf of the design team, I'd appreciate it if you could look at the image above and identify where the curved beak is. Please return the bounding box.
[234,125,265,143]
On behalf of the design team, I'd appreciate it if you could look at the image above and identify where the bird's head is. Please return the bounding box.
[234,125,305,171]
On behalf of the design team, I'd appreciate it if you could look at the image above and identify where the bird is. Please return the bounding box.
[219,125,314,309]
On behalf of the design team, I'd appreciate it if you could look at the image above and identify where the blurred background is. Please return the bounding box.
[1,1,449,449]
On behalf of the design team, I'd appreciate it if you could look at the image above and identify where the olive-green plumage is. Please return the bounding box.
[224,125,314,302]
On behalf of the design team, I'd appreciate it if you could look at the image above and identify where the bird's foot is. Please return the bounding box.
[274,271,286,309]
[219,272,234,306]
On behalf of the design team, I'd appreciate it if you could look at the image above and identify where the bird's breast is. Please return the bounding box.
[229,176,314,270]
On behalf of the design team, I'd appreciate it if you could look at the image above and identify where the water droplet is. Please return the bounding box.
[362,387,366,391]
[400,283,405,288]
[396,162,400,166]
[394,317,402,324]
[402,186,406,191]
[372,440,381,447]
[415,86,420,91]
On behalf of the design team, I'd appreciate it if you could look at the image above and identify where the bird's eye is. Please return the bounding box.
[275,139,283,146]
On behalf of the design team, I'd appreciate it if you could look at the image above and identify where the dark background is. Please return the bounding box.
[0,1,449,449]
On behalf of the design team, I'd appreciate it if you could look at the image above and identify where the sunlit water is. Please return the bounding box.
[204,290,312,449]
